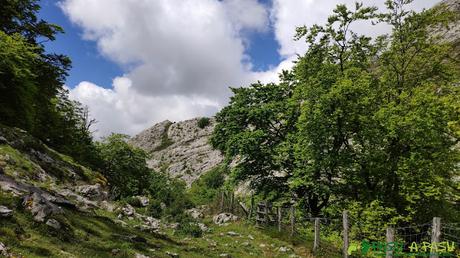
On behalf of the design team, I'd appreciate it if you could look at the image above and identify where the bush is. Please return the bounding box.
[189,165,226,205]
[175,214,203,238]
[197,117,210,129]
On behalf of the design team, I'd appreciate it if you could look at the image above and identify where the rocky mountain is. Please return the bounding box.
[129,118,223,186]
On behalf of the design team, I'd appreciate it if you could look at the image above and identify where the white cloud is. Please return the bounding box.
[69,77,220,138]
[270,0,441,58]
[60,0,268,136]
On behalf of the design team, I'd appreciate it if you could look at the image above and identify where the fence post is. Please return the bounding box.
[230,192,234,213]
[290,205,295,236]
[314,218,320,252]
[343,211,349,258]
[248,194,254,219]
[431,217,441,258]
[220,191,224,212]
[277,206,282,232]
[386,227,395,258]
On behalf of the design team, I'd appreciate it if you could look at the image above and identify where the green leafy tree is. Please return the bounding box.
[96,134,151,198]
[212,1,460,223]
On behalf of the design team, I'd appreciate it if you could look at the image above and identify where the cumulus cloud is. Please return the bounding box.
[60,0,268,136]
[69,77,220,138]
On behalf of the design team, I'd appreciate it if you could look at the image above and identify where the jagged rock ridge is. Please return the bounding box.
[129,118,224,186]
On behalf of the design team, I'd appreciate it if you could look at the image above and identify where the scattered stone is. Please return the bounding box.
[226,231,239,236]
[165,251,179,257]
[0,205,13,217]
[46,218,61,229]
[76,184,106,200]
[121,204,135,217]
[242,241,250,247]
[279,246,290,253]
[114,220,128,227]
[168,223,179,229]
[186,207,204,219]
[136,196,150,207]
[0,242,9,256]
[135,253,150,258]
[111,249,121,255]
[213,213,238,225]
[259,244,267,248]
[0,136,8,144]
[197,223,208,232]
[219,254,231,257]
[100,200,115,212]
[247,234,254,240]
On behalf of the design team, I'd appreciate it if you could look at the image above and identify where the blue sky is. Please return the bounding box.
[39,0,281,88]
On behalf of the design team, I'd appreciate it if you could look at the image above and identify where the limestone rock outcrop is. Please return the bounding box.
[130,118,223,186]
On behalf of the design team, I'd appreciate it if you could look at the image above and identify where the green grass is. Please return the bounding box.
[0,189,342,258]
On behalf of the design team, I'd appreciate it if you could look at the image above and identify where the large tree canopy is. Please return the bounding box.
[212,0,459,223]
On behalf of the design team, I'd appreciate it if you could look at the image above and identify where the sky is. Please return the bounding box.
[39,0,441,138]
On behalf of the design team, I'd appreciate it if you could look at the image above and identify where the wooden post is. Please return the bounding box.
[313,218,320,252]
[431,217,441,258]
[230,192,234,213]
[248,194,254,219]
[343,211,349,258]
[220,191,224,212]
[290,205,295,236]
[386,227,395,258]
[277,206,282,232]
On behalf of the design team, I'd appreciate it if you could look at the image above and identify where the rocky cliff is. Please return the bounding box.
[129,118,224,186]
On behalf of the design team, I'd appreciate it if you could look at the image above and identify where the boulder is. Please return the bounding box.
[46,218,61,229]
[197,223,208,232]
[186,208,204,219]
[136,196,149,207]
[121,204,135,217]
[212,213,238,225]
[135,254,150,258]
[22,192,62,222]
[76,184,106,201]
[0,205,13,217]
[0,242,10,257]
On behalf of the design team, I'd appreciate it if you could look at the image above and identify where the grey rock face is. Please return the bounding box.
[130,118,223,186]
[22,192,63,222]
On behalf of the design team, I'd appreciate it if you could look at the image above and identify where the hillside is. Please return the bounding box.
[0,125,322,258]
[129,118,223,186]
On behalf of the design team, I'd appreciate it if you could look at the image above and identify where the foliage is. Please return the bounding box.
[0,0,102,171]
[189,165,226,205]
[96,134,151,198]
[146,171,193,218]
[212,0,460,224]
[174,214,203,238]
[197,117,211,129]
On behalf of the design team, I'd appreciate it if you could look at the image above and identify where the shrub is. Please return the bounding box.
[175,214,203,238]
[189,165,226,205]
[197,117,210,129]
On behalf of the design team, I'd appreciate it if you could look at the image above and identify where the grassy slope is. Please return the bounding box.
[0,192,341,258]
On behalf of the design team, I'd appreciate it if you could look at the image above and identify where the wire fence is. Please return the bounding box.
[214,193,460,257]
